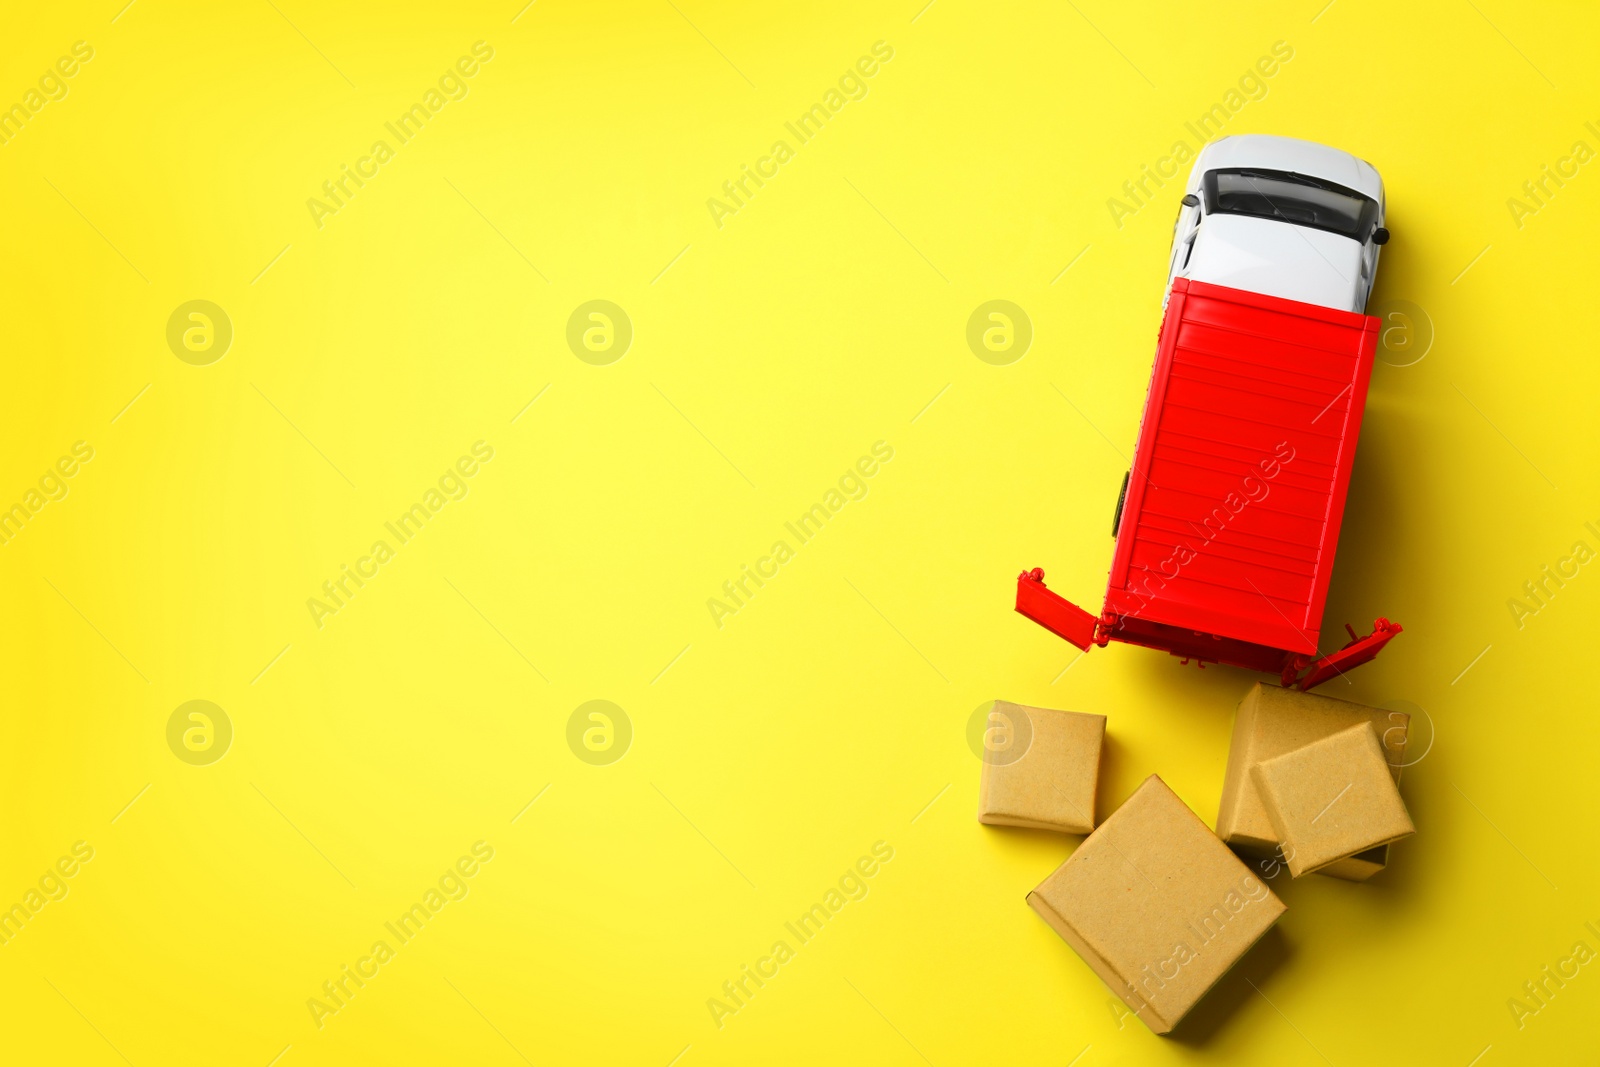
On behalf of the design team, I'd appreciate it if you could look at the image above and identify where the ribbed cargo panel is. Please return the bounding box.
[1104,279,1379,655]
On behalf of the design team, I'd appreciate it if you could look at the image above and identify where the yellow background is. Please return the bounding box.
[2,1,1597,1063]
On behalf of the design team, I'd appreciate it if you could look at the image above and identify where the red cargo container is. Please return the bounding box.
[1016,277,1400,691]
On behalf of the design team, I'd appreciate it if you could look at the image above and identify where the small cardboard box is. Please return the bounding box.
[977,702,1104,834]
[1251,722,1415,877]
[1217,683,1408,881]
[1027,775,1285,1035]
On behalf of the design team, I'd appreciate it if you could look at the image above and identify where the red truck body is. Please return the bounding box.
[1017,277,1399,691]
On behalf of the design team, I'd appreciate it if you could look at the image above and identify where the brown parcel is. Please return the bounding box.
[1251,722,1415,877]
[1216,683,1408,881]
[977,702,1105,834]
[1028,775,1285,1035]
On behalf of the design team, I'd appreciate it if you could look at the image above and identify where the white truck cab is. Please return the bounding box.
[1167,134,1387,313]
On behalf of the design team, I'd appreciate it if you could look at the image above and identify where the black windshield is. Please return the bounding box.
[1203,169,1378,240]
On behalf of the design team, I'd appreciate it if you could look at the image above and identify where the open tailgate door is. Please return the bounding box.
[1015,569,1099,651]
[1294,618,1403,691]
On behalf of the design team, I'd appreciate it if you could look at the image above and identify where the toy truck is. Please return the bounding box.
[1017,135,1401,691]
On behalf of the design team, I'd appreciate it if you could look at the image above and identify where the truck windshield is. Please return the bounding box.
[1203,169,1377,241]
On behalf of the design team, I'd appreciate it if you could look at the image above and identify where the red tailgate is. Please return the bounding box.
[1015,568,1099,650]
[1104,279,1379,655]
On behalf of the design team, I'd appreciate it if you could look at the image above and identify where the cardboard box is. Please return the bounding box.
[977,702,1104,834]
[1217,683,1408,880]
[1251,722,1415,877]
[1027,775,1285,1035]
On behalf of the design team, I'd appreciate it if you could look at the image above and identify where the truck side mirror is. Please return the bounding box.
[1181,193,1200,208]
[1372,227,1389,245]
